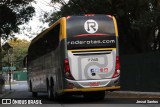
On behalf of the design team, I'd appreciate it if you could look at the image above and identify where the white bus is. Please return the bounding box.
[26,14,120,100]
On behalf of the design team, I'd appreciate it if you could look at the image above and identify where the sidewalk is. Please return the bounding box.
[115,91,160,96]
[107,91,160,98]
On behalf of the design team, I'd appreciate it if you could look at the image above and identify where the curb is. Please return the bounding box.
[114,91,160,96]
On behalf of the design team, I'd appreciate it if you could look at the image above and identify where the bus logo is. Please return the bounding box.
[84,19,98,34]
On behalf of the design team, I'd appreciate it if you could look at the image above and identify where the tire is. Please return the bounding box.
[30,81,38,97]
[83,91,105,101]
[32,92,38,97]
[29,81,32,92]
[47,86,53,100]
[53,85,60,101]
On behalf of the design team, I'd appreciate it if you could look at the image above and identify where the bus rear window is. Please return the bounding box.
[66,15,115,38]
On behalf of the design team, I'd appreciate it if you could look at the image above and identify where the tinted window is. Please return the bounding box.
[28,24,60,61]
[67,15,115,37]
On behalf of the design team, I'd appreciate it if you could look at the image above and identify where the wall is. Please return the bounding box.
[120,52,160,92]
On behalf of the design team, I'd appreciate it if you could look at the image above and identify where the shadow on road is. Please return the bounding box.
[36,93,135,104]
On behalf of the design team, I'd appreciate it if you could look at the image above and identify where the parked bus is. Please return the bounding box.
[26,14,120,100]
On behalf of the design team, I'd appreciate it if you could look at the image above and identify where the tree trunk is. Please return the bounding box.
[0,36,2,74]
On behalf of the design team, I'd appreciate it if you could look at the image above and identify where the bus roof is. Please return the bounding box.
[30,17,66,45]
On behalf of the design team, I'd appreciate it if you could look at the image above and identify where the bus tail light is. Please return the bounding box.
[64,59,75,80]
[112,56,120,78]
[84,14,95,16]
[66,16,71,19]
[107,15,113,19]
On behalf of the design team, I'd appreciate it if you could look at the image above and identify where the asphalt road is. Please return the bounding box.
[1,81,159,107]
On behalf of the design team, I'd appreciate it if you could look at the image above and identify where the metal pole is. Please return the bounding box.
[10,50,13,82]
[8,50,11,90]
[9,72,11,90]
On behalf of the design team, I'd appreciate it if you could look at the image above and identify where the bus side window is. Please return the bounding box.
[44,24,60,52]
[28,24,60,61]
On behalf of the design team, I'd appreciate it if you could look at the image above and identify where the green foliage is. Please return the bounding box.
[48,0,113,24]
[2,39,30,70]
[0,0,35,39]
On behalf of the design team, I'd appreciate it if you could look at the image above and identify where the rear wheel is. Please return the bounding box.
[53,84,60,101]
[32,92,38,97]
[30,81,38,97]
[47,85,53,100]
[83,91,105,100]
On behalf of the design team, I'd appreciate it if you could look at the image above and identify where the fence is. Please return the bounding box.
[13,71,27,81]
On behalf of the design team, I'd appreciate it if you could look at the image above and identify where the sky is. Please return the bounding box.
[15,0,56,41]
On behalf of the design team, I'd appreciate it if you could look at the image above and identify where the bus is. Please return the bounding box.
[26,14,120,100]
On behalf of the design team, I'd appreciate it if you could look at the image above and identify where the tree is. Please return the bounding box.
[2,39,30,70]
[0,0,35,73]
[0,0,35,39]
[46,0,113,25]
[113,0,160,53]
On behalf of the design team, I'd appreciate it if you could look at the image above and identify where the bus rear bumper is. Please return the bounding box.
[62,77,120,93]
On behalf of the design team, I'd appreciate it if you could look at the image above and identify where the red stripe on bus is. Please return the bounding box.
[75,34,109,37]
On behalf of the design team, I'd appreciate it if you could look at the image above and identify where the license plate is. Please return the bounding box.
[89,82,100,86]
